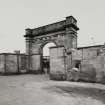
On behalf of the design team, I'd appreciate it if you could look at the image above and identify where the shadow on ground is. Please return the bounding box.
[43,85,105,104]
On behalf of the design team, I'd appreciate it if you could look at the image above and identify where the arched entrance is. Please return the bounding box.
[24,16,79,73]
[42,42,56,74]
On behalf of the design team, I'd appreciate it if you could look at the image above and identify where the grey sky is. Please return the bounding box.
[0,0,105,53]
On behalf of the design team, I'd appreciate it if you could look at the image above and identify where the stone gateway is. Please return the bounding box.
[24,16,79,74]
[24,16,105,83]
[0,15,105,83]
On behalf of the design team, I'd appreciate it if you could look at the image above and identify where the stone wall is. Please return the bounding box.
[30,54,41,73]
[49,45,105,83]
[0,53,27,74]
[0,54,5,73]
[49,46,66,80]
[72,45,103,61]
[70,45,105,83]
[80,54,105,83]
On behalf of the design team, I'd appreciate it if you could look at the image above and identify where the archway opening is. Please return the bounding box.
[42,42,56,74]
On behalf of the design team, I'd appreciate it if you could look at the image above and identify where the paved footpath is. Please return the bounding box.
[0,74,105,105]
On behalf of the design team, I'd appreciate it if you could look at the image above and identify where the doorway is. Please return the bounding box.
[42,42,56,74]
